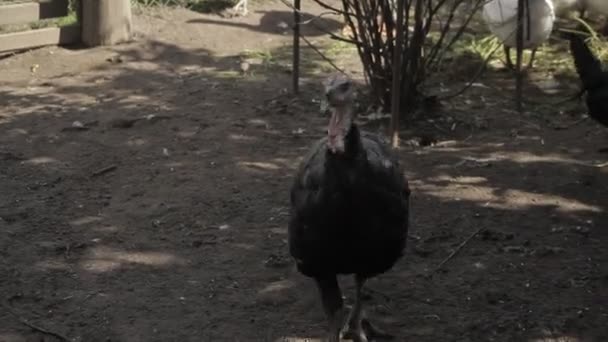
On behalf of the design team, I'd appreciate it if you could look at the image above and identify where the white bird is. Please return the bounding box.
[231,0,248,16]
[482,0,556,69]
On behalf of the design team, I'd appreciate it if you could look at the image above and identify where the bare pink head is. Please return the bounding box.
[323,74,355,154]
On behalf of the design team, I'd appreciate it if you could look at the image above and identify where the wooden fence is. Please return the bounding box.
[0,0,132,53]
[0,0,80,53]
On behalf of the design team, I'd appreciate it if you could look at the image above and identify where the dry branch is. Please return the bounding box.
[427,226,485,277]
[279,0,359,45]
[2,300,69,341]
[302,0,487,145]
[300,34,346,74]
[92,164,117,177]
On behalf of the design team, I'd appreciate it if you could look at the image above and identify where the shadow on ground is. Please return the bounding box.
[187,9,343,37]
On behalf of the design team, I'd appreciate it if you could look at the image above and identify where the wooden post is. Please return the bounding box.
[81,0,132,47]
[292,0,301,94]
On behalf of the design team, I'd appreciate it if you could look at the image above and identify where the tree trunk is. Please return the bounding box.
[81,0,132,47]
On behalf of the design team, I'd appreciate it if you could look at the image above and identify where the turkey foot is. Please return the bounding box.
[341,275,368,342]
[342,315,395,342]
[341,275,394,341]
[342,324,367,342]
[342,310,394,341]
[342,304,367,342]
[361,316,394,340]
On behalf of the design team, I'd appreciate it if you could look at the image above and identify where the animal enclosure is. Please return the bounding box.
[0,1,606,342]
[0,0,79,53]
[0,0,132,53]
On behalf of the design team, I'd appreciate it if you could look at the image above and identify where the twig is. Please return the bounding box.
[2,300,69,341]
[431,122,450,134]
[298,11,338,24]
[363,286,393,303]
[427,227,485,277]
[438,38,504,101]
[91,164,117,177]
[309,0,359,17]
[522,89,584,115]
[299,34,346,74]
[553,116,588,130]
[279,0,360,46]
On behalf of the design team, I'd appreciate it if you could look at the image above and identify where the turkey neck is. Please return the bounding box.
[327,104,361,155]
[324,123,365,193]
[327,122,362,160]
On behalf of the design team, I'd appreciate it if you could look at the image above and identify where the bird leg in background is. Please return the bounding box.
[316,276,344,342]
[504,46,514,69]
[527,48,537,69]
[342,275,368,342]
[232,0,248,16]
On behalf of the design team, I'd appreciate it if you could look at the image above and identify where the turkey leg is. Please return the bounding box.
[504,46,514,70]
[316,276,344,342]
[342,275,368,342]
[527,48,537,69]
[343,275,394,341]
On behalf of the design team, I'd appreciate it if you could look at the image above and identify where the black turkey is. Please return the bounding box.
[568,32,608,128]
[288,74,411,342]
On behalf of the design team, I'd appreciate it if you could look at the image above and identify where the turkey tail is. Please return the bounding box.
[568,34,604,90]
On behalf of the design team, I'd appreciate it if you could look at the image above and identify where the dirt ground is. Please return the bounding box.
[1,1,607,342]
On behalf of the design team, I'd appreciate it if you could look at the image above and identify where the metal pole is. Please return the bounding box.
[515,0,525,113]
[292,0,301,94]
[390,0,405,148]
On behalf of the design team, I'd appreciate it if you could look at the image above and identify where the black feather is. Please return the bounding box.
[568,33,608,127]
[569,34,604,90]
[288,124,410,279]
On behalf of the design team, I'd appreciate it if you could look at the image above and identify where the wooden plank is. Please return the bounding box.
[0,0,70,26]
[0,25,80,53]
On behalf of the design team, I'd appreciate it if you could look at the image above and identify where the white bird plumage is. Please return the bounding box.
[482,0,556,69]
[483,0,555,48]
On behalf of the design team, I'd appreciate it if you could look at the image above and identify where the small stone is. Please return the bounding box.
[485,290,508,305]
[502,245,527,253]
[570,226,590,237]
[533,246,564,257]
